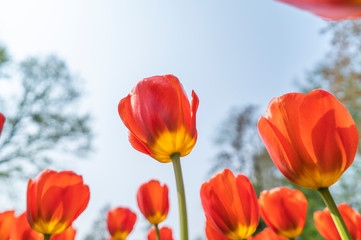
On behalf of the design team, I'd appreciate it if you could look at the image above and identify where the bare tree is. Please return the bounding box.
[83,204,110,240]
[0,46,92,179]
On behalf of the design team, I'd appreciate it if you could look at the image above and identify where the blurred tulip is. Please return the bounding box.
[27,169,90,235]
[205,219,232,240]
[107,207,137,240]
[258,89,358,190]
[275,0,361,20]
[0,210,15,240]
[52,226,76,240]
[118,74,199,163]
[200,169,259,239]
[259,187,307,238]
[11,212,42,240]
[0,113,5,136]
[314,203,361,240]
[248,228,287,240]
[147,226,174,240]
[137,180,169,225]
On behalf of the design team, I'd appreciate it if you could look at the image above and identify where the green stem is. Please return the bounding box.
[171,152,188,240]
[44,234,51,240]
[155,224,161,240]
[317,187,352,240]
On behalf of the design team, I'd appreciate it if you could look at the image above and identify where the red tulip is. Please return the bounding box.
[314,203,361,240]
[205,219,232,240]
[259,187,307,238]
[118,75,199,163]
[52,226,76,240]
[0,113,5,136]
[137,180,169,225]
[200,169,259,239]
[275,0,361,20]
[27,169,90,235]
[11,212,42,240]
[147,226,174,240]
[0,210,15,240]
[107,207,137,240]
[258,89,358,190]
[248,228,288,240]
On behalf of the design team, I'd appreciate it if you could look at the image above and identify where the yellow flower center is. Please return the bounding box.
[150,126,196,163]
[32,219,68,235]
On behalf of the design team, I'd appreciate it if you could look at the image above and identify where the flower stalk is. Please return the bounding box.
[318,187,352,240]
[155,224,161,240]
[171,152,188,240]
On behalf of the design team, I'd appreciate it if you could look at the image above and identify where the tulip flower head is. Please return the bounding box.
[147,226,174,240]
[200,169,259,239]
[52,226,76,240]
[118,75,199,163]
[107,207,137,240]
[205,219,232,240]
[0,210,15,240]
[0,113,5,136]
[248,228,288,240]
[259,187,307,238]
[275,0,361,20]
[258,89,359,190]
[11,212,43,240]
[314,203,361,240]
[137,180,169,224]
[26,169,90,235]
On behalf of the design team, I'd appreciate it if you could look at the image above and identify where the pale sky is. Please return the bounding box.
[0,1,329,239]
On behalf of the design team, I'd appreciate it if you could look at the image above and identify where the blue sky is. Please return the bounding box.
[0,1,329,239]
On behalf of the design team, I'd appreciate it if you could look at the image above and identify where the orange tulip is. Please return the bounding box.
[0,113,5,136]
[147,226,174,240]
[27,169,90,235]
[275,0,361,20]
[11,212,42,240]
[258,89,359,190]
[107,207,137,240]
[248,228,288,240]
[314,203,361,240]
[200,169,259,239]
[118,75,199,163]
[52,226,76,240]
[205,219,232,240]
[0,210,15,240]
[259,187,307,238]
[137,180,169,225]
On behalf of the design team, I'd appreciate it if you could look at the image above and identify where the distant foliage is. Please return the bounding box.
[0,45,92,179]
[83,204,110,240]
[302,20,361,210]
[210,105,284,193]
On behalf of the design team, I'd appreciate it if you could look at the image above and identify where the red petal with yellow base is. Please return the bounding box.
[107,207,137,240]
[118,75,199,163]
[137,180,169,224]
[259,187,307,238]
[258,89,358,190]
[26,169,90,235]
[200,169,259,239]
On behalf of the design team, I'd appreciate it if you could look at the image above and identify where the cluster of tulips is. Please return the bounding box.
[1,70,361,240]
[117,74,361,240]
[2,2,361,240]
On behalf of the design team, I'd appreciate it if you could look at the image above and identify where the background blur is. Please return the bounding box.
[0,1,359,239]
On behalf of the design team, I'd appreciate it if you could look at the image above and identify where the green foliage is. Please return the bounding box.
[302,19,361,211]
